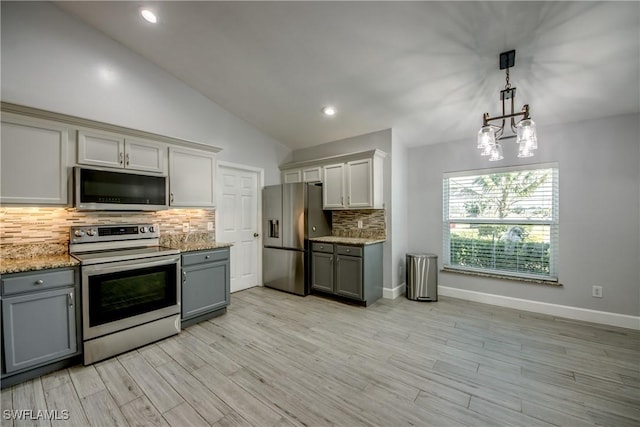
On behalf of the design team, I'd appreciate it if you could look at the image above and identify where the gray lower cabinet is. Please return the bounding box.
[311,242,383,306]
[310,251,334,293]
[335,255,363,299]
[1,268,80,387]
[181,247,230,327]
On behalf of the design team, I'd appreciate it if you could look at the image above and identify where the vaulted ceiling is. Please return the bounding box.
[55,1,640,150]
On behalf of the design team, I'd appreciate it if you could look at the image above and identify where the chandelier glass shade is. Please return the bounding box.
[478,50,538,161]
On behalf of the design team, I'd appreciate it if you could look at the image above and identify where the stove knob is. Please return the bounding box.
[74,229,85,238]
[140,226,147,233]
[86,229,96,237]
[148,226,155,233]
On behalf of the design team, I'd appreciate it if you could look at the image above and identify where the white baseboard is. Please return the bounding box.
[383,283,406,300]
[439,286,640,330]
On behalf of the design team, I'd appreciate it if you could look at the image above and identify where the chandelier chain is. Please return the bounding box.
[504,68,511,90]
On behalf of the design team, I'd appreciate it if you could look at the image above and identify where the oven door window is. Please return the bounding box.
[88,263,177,327]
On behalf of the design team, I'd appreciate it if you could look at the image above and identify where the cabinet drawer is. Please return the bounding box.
[312,243,334,253]
[336,245,362,257]
[182,248,229,266]
[2,269,75,296]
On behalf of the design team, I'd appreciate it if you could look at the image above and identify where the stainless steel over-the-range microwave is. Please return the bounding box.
[74,166,168,211]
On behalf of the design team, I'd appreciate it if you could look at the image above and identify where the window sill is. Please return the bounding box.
[441,267,562,287]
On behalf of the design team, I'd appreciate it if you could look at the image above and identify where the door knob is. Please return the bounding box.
[253,233,259,238]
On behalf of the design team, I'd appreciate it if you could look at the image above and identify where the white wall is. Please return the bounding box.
[1,1,290,185]
[290,129,395,291]
[407,113,640,317]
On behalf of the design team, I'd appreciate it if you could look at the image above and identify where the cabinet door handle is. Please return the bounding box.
[35,279,44,285]
[119,152,124,165]
[205,255,210,259]
[68,292,74,308]
[183,271,187,283]
[330,256,333,263]
[170,192,174,204]
[125,153,130,166]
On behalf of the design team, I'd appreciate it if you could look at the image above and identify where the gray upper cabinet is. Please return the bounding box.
[77,129,165,173]
[0,113,69,205]
[1,268,79,375]
[169,146,216,207]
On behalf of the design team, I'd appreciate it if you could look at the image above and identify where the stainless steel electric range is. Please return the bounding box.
[69,224,181,365]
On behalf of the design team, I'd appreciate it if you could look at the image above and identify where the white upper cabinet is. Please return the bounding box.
[77,130,123,169]
[302,166,323,183]
[323,163,346,209]
[319,150,385,210]
[282,166,323,184]
[1,113,69,205]
[122,137,165,173]
[346,159,373,208]
[283,169,302,184]
[169,146,216,207]
[78,130,165,173]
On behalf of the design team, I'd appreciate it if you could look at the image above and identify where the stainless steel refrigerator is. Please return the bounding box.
[263,182,331,295]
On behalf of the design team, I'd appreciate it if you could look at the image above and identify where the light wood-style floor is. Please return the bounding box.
[2,286,640,427]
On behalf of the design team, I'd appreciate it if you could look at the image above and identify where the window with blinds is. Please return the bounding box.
[443,164,558,281]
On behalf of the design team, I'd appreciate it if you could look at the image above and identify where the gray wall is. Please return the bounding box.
[291,129,396,291]
[407,113,640,316]
[391,133,409,291]
[1,1,290,185]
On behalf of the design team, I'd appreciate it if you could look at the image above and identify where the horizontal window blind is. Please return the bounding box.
[443,164,558,280]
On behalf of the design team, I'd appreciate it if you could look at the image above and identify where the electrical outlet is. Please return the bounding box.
[592,285,603,298]
[207,222,214,231]
[182,223,189,233]
[357,220,363,229]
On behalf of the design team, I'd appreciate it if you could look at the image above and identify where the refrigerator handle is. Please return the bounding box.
[269,219,280,238]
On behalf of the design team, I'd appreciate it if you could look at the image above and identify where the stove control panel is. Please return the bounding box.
[70,224,160,244]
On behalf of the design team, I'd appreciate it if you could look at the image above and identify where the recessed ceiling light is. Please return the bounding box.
[140,9,157,24]
[322,106,336,116]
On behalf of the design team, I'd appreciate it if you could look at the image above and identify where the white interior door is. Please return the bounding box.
[217,162,262,293]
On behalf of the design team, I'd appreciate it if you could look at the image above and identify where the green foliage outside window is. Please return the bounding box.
[444,167,557,279]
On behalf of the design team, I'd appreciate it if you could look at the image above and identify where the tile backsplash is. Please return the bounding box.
[0,207,215,247]
[331,209,386,239]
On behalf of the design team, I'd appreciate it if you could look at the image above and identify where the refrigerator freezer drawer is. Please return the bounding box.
[263,247,306,296]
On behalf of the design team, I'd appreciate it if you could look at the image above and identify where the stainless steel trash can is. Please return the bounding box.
[406,253,438,301]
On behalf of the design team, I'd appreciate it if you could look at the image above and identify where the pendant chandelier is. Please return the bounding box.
[477,50,538,161]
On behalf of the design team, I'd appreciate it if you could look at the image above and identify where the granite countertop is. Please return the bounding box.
[1,254,80,275]
[159,232,233,253]
[309,236,386,246]
[0,235,234,275]
[165,241,233,253]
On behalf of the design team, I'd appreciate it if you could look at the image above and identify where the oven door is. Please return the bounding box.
[81,254,180,340]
